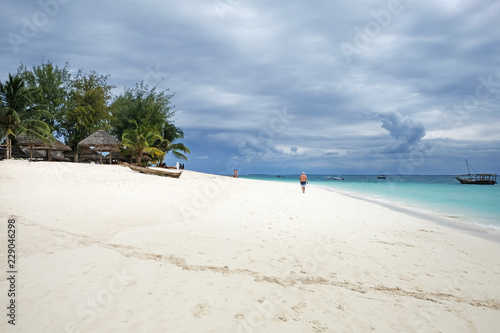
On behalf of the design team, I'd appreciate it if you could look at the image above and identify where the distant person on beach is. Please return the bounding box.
[300,172,308,193]
[233,169,238,178]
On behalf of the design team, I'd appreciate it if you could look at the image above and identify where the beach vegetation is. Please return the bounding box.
[0,73,53,159]
[2,61,190,163]
[111,82,189,164]
[60,70,115,151]
[110,82,174,138]
[121,120,165,165]
[154,122,190,166]
[17,61,71,135]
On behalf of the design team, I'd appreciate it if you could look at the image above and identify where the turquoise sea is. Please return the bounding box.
[241,175,500,231]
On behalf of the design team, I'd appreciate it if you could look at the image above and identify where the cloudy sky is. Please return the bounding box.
[2,0,499,175]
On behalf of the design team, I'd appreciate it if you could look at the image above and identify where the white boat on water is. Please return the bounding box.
[333,176,344,180]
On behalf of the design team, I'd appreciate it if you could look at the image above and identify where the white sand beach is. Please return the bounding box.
[1,160,499,332]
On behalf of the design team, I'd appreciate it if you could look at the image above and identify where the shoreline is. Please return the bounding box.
[314,184,500,244]
[243,175,500,239]
[1,160,499,332]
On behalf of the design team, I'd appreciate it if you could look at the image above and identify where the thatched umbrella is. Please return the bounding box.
[17,136,72,161]
[16,135,52,160]
[47,139,72,161]
[77,130,122,164]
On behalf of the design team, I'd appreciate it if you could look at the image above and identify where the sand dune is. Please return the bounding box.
[1,160,499,332]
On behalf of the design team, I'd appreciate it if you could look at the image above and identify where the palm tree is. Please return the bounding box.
[121,120,165,165]
[155,123,190,166]
[0,74,53,159]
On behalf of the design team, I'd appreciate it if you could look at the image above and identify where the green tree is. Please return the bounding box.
[17,61,71,135]
[155,122,190,166]
[111,81,175,139]
[62,70,115,150]
[0,74,53,159]
[121,120,165,165]
[111,82,189,164]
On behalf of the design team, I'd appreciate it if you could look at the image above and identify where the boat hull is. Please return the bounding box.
[123,163,182,178]
[455,177,496,185]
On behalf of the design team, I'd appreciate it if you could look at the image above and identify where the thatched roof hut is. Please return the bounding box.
[77,130,122,164]
[16,135,72,161]
[48,140,72,161]
[50,139,72,152]
[16,135,49,147]
[16,135,52,160]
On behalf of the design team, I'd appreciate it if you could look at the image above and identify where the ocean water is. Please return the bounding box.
[241,174,500,230]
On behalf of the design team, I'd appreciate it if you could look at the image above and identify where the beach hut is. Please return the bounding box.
[0,139,8,160]
[15,135,52,160]
[47,139,72,161]
[77,130,122,164]
[16,136,72,161]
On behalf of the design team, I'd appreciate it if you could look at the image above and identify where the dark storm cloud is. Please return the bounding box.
[373,110,426,153]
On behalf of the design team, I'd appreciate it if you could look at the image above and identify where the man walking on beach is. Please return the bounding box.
[300,172,308,193]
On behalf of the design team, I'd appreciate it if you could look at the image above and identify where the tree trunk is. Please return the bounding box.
[157,155,165,167]
[6,137,11,159]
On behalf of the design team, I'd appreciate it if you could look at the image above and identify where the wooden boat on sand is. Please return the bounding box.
[123,163,182,178]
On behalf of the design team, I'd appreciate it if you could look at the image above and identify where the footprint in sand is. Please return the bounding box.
[192,302,211,318]
[234,313,245,320]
